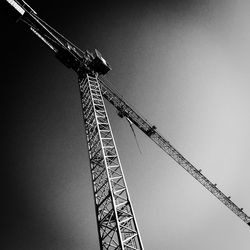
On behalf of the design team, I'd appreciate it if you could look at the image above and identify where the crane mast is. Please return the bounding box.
[79,75,144,249]
[5,0,250,249]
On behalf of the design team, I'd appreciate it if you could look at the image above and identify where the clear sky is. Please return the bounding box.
[2,0,250,249]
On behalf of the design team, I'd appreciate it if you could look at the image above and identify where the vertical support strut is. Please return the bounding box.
[79,74,144,250]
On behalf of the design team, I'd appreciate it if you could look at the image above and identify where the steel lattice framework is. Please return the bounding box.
[79,74,144,250]
[99,78,250,226]
[5,1,250,249]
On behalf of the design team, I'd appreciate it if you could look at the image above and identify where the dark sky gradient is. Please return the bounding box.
[2,1,250,249]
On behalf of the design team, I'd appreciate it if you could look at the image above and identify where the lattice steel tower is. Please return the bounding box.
[79,74,143,249]
[5,0,250,249]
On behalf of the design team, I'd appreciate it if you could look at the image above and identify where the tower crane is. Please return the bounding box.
[5,0,250,249]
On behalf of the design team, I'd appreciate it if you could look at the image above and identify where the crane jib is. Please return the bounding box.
[99,77,250,227]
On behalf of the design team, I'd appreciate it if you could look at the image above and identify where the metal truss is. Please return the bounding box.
[99,77,250,227]
[79,74,144,250]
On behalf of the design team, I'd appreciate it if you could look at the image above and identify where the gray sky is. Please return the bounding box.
[2,0,250,249]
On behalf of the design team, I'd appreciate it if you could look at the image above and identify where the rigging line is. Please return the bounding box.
[126,117,142,154]
[34,14,85,54]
